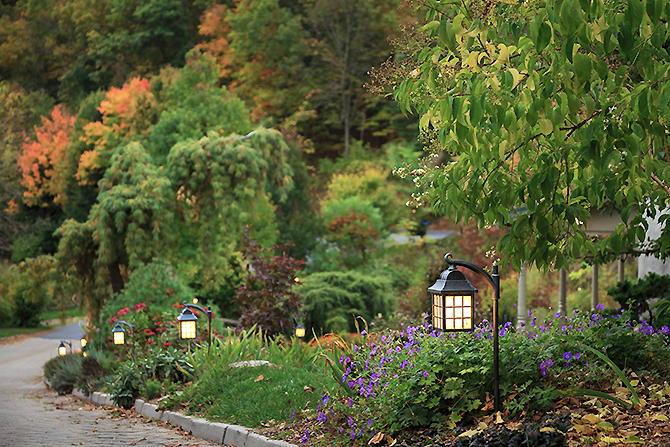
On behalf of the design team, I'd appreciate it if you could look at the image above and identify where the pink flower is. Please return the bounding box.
[110,317,117,323]
[146,339,154,345]
[163,342,171,347]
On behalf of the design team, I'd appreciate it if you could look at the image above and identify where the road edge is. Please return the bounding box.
[72,390,296,447]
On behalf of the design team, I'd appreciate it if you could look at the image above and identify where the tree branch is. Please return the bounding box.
[559,109,602,138]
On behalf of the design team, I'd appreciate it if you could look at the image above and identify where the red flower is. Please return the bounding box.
[146,338,154,345]
[144,328,152,333]
[147,331,156,336]
[154,321,163,326]
[155,327,166,333]
[163,342,172,347]
[110,317,117,323]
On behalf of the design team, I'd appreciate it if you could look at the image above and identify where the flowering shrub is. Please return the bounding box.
[310,308,670,442]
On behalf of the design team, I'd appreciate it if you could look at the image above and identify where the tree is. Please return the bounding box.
[389,0,670,270]
[306,0,402,156]
[18,105,76,207]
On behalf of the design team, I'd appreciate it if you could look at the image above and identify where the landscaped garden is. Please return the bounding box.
[3,0,670,445]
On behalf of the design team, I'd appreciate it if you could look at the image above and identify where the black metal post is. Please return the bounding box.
[62,340,73,354]
[183,302,213,347]
[445,254,501,413]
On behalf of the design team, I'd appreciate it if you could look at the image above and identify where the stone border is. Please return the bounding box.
[72,390,295,447]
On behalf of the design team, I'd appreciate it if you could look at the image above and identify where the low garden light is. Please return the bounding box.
[57,340,71,356]
[111,320,135,359]
[80,337,87,348]
[177,301,212,346]
[295,325,306,338]
[429,253,501,412]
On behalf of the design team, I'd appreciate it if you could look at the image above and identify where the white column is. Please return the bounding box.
[517,261,528,329]
[558,268,567,316]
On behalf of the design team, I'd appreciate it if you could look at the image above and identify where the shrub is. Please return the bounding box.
[235,230,305,336]
[608,272,670,326]
[321,197,384,262]
[109,362,144,409]
[141,378,162,400]
[321,167,407,228]
[300,271,396,335]
[44,354,82,395]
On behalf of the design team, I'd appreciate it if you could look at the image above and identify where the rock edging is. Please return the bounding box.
[72,390,295,447]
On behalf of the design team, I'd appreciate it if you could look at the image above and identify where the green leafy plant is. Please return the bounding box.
[141,378,163,401]
[109,362,144,409]
[43,353,82,395]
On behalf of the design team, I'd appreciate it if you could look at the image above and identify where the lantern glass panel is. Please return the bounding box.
[434,293,474,332]
[58,346,67,356]
[180,320,197,339]
[295,327,306,338]
[432,294,443,329]
[113,331,125,345]
[81,338,87,348]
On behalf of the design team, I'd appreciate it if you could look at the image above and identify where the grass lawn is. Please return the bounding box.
[41,307,85,322]
[0,325,53,339]
[177,363,337,428]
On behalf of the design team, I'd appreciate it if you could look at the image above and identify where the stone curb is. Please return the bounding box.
[73,390,296,446]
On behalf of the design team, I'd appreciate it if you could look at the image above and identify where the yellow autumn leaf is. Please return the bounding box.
[539,119,553,135]
[582,414,600,424]
[651,414,669,422]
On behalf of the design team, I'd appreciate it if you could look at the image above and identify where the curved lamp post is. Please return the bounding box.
[58,340,72,356]
[177,301,212,346]
[112,320,135,360]
[428,253,501,412]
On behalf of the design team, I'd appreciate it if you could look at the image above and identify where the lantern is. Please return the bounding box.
[80,337,87,348]
[193,297,199,304]
[112,323,125,345]
[58,341,67,356]
[295,326,306,338]
[178,308,198,339]
[428,264,477,331]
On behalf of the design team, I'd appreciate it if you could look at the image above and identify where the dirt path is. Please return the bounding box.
[0,322,218,447]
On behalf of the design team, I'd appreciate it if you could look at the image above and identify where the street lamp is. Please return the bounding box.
[58,340,72,356]
[177,301,212,346]
[295,325,306,338]
[112,320,135,360]
[428,253,502,412]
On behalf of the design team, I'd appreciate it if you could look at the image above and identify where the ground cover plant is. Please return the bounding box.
[263,307,670,446]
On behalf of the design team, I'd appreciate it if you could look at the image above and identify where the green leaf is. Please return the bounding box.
[420,21,440,32]
[573,53,592,84]
[536,22,552,51]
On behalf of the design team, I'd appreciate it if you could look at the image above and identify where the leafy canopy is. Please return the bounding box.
[392,0,670,270]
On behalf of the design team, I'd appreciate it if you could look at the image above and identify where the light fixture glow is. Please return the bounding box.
[58,342,67,356]
[295,326,306,338]
[112,323,126,345]
[80,337,87,348]
[178,308,198,339]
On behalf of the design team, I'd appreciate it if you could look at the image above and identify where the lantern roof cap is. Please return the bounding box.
[428,264,478,294]
[178,307,198,322]
[112,322,125,333]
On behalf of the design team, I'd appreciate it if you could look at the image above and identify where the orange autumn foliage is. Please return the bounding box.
[17,104,75,207]
[78,77,156,183]
[196,4,232,78]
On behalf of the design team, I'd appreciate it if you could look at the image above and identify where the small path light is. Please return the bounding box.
[429,253,502,412]
[57,340,71,356]
[295,325,306,338]
[177,301,212,346]
[80,337,87,348]
[112,320,135,360]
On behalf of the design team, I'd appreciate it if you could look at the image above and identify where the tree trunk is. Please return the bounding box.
[108,262,124,294]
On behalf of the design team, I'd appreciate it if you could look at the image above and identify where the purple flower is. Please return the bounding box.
[554,311,561,317]
[575,353,581,360]
[566,361,571,367]
[596,303,605,310]
[301,429,309,443]
[322,395,329,405]
[350,430,356,440]
[423,371,429,378]
[563,352,572,361]
[291,411,295,419]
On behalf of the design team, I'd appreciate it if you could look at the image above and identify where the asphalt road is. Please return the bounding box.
[0,322,217,447]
